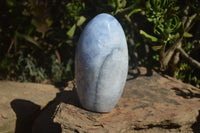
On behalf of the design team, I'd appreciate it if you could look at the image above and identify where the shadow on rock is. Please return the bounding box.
[171,87,200,99]
[191,110,200,133]
[127,67,140,81]
[32,87,81,133]
[127,66,153,81]
[10,99,41,133]
[10,85,81,133]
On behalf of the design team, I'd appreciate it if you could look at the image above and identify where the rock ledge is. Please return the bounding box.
[34,67,200,133]
[0,67,200,133]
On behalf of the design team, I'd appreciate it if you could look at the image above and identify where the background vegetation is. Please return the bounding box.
[0,0,200,88]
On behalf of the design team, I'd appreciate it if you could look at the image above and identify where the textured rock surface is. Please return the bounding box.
[75,13,128,112]
[0,81,59,133]
[33,67,200,133]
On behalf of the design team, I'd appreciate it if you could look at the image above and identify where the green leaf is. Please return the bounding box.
[66,63,71,72]
[152,0,156,5]
[0,57,10,70]
[31,18,50,33]
[108,0,116,8]
[118,0,126,8]
[77,16,86,26]
[16,33,41,48]
[128,8,142,17]
[140,30,158,42]
[66,59,73,72]
[46,17,53,26]
[183,32,193,38]
[147,18,154,22]
[152,45,162,51]
[153,54,159,61]
[168,33,180,40]
[7,0,15,7]
[177,23,184,37]
[146,1,151,9]
[162,0,167,7]
[67,24,76,38]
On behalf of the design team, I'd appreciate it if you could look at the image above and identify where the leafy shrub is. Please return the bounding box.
[129,0,200,87]
[0,0,85,85]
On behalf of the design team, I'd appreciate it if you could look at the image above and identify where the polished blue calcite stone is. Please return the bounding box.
[75,13,128,112]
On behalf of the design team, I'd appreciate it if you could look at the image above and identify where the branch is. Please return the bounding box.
[171,43,182,77]
[177,47,200,69]
[160,38,182,70]
[185,13,197,31]
[7,39,14,55]
[182,6,189,25]
[159,43,166,70]
[55,49,61,64]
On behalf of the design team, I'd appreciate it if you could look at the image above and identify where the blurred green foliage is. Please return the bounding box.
[138,0,200,87]
[0,0,200,88]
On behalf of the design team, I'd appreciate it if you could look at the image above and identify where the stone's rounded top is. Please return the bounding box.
[78,13,126,55]
[89,13,122,32]
[93,13,113,18]
[92,13,116,21]
[84,13,122,32]
[95,13,113,17]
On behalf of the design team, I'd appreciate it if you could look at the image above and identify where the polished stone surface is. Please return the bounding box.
[75,13,128,112]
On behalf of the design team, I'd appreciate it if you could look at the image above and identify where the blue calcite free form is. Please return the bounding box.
[75,13,128,112]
